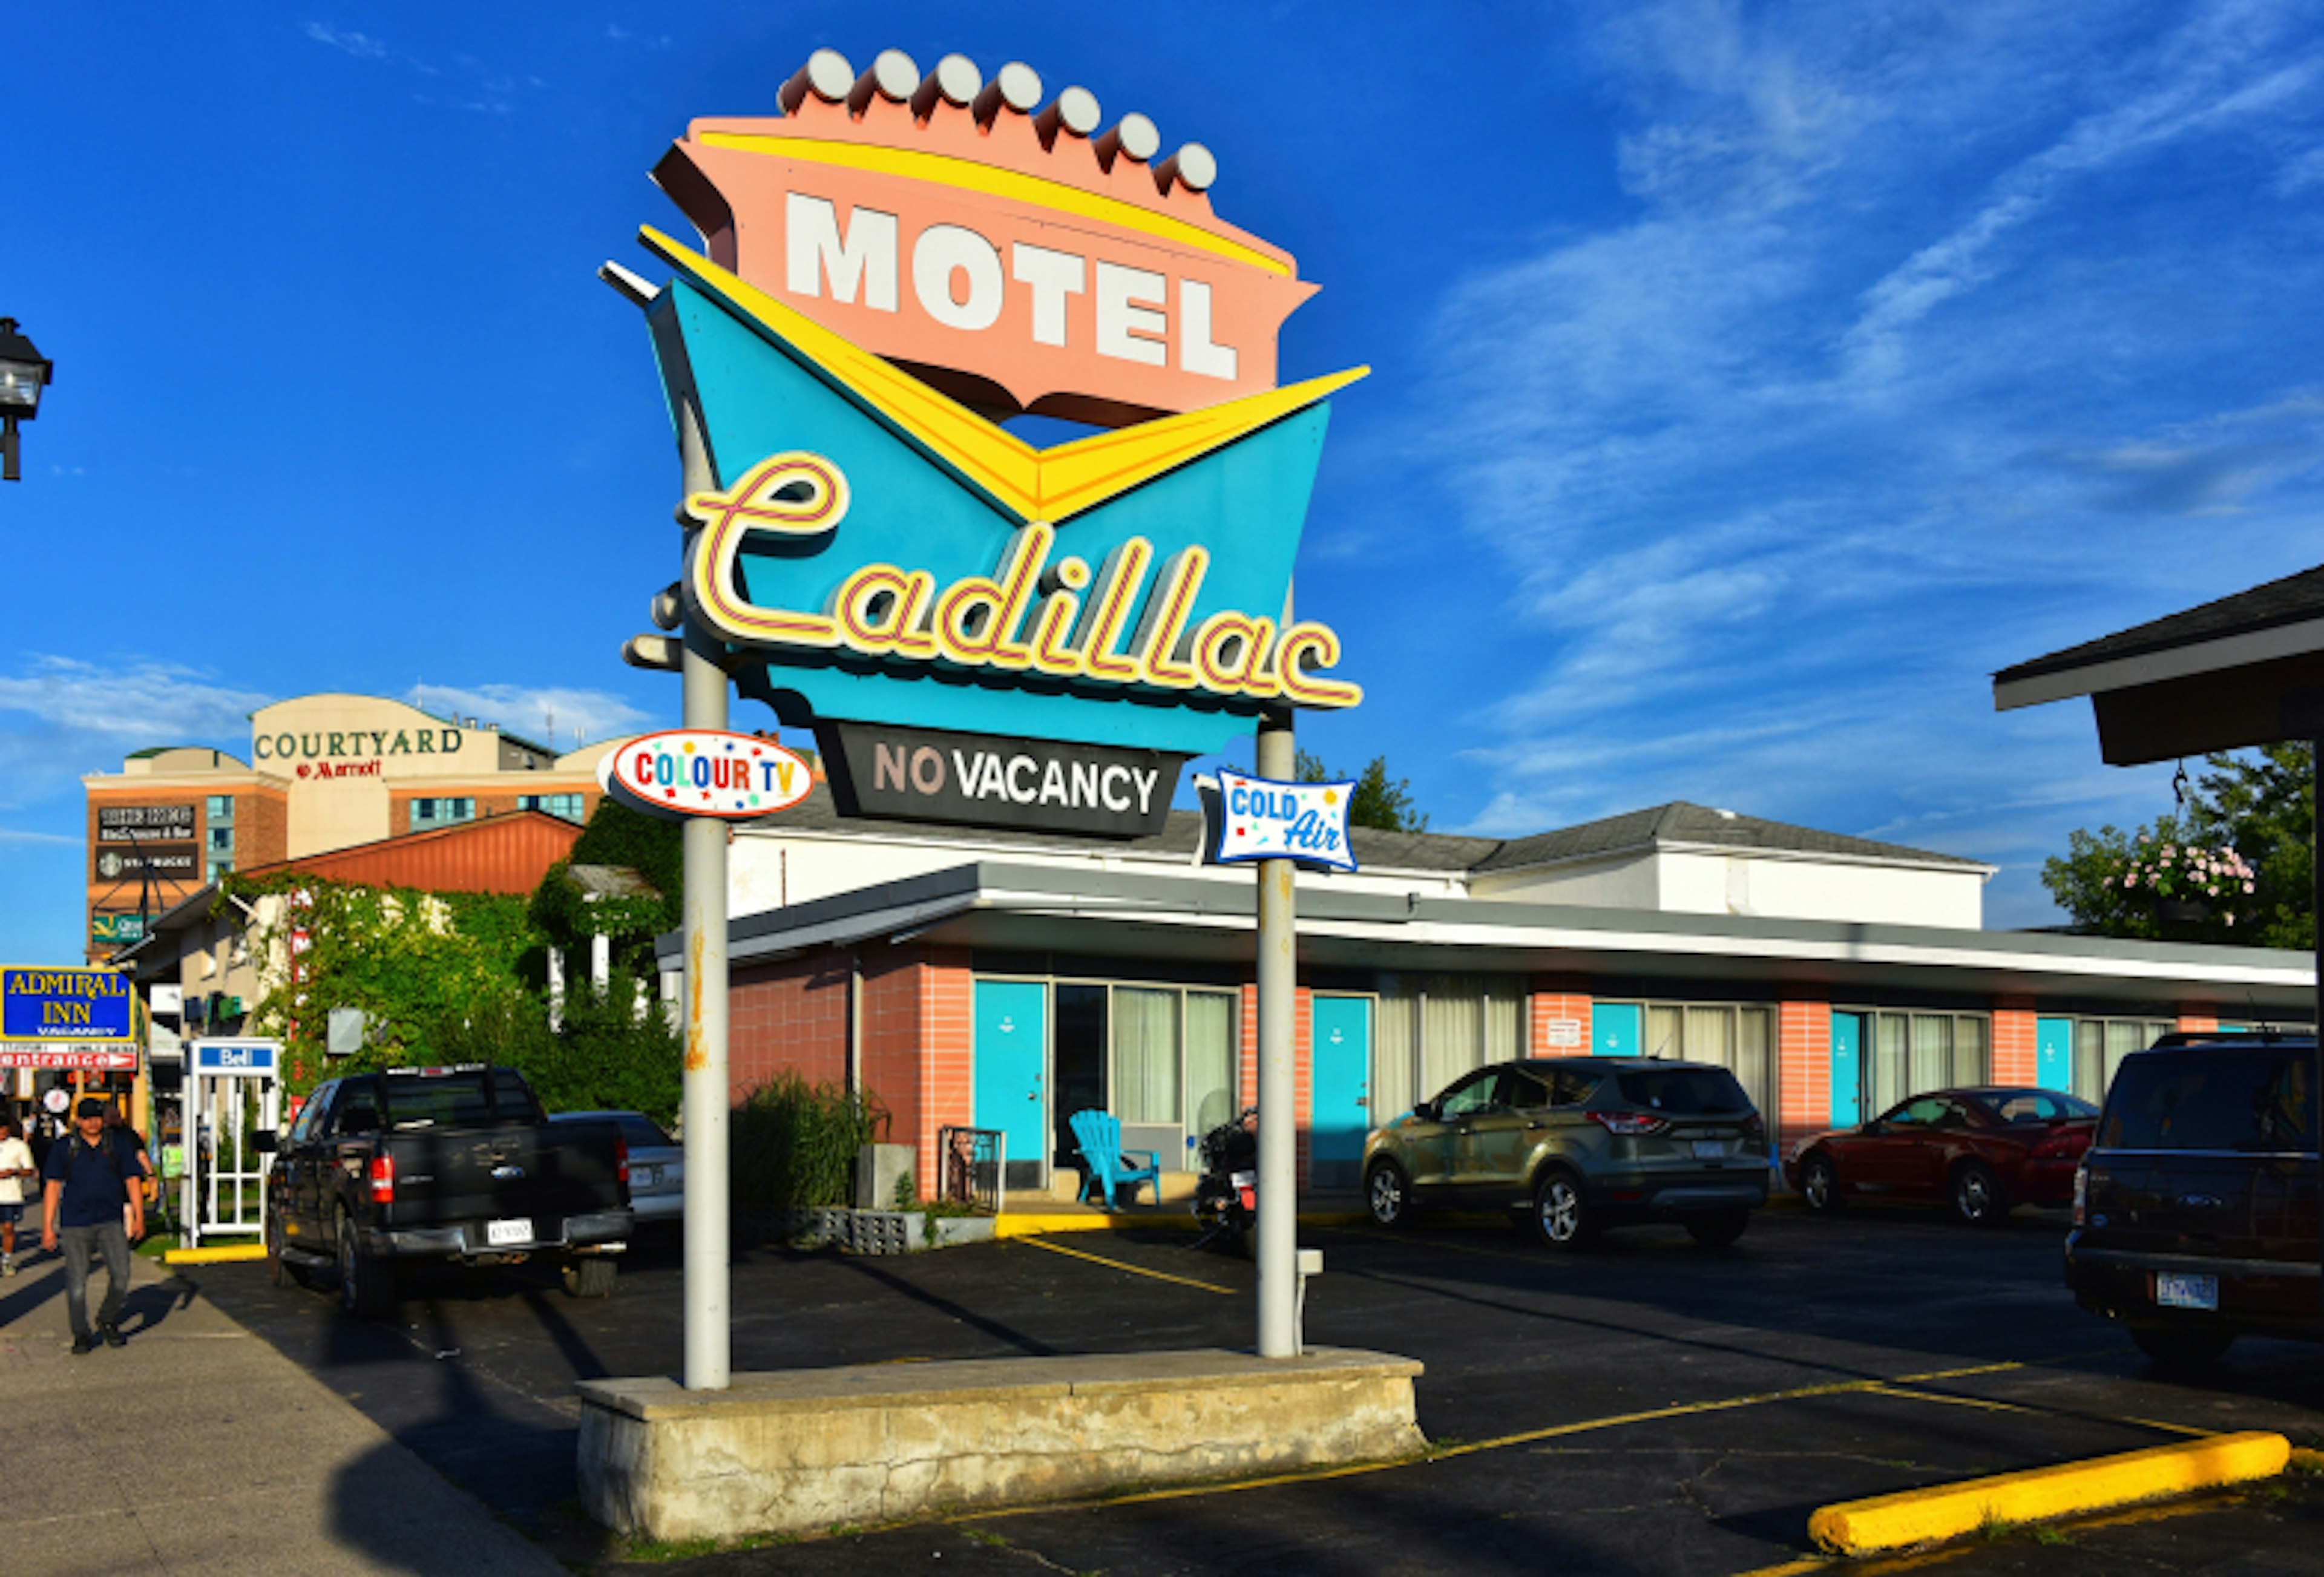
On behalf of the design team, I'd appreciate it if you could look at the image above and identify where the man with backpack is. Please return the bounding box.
[41,1097,146,1354]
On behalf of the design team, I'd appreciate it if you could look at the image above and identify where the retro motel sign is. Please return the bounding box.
[609,45,1365,1386]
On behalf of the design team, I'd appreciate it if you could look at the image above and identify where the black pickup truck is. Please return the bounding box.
[264,1064,633,1317]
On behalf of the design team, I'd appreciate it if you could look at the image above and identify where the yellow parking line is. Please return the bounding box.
[1013,1235,1235,1296]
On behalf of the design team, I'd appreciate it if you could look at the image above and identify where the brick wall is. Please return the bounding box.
[1991,1003,2039,1086]
[1529,976,1593,1055]
[726,952,851,1095]
[917,946,974,1199]
[1777,1001,1830,1155]
[1236,982,1316,1185]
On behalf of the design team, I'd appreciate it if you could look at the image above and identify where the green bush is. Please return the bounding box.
[732,1072,889,1213]
[432,974,680,1128]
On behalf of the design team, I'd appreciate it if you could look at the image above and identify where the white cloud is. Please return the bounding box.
[407,683,656,750]
[1405,1,2324,929]
[304,22,389,61]
[0,656,270,741]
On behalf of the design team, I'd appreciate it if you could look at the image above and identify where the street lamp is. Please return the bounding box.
[0,317,54,482]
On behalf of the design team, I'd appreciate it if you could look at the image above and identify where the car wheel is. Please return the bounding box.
[336,1210,393,1320]
[266,1211,299,1290]
[1948,1161,2004,1227]
[2130,1324,2234,1369]
[1365,1159,1412,1228]
[1686,1209,1750,1248]
[1531,1170,1596,1250]
[1800,1154,1842,1213]
[562,1256,619,1299]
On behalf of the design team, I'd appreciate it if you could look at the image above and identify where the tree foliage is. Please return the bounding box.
[2041,744,2313,949]
[1295,750,1431,833]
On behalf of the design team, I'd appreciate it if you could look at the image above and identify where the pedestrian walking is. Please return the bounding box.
[41,1097,146,1353]
[0,1116,35,1275]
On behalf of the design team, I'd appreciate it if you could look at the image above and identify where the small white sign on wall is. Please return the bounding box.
[1544,1018,1584,1049]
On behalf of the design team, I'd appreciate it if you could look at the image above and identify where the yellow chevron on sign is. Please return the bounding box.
[638,227,1367,524]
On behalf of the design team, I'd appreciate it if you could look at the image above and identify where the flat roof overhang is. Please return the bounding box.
[666,862,2312,1014]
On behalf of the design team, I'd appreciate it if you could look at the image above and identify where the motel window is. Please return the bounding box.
[209,827,234,853]
[205,795,235,826]
[1372,974,1527,1122]
[410,798,475,832]
[206,859,232,883]
[1040,980,1239,1172]
[1862,1012,1990,1112]
[518,793,586,822]
[1597,1000,1779,1121]
[2064,1017,2174,1105]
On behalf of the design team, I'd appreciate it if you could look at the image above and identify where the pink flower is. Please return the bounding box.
[2225,914,2237,926]
[2124,873,2137,887]
[2244,881,2256,894]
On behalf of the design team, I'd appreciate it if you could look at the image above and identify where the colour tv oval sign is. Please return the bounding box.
[599,731,815,821]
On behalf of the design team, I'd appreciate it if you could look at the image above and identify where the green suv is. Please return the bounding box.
[1361,1058,1770,1248]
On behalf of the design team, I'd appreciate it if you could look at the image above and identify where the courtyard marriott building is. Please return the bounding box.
[668,795,2313,1198]
[84,693,623,962]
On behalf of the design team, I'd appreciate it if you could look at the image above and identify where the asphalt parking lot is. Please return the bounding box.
[182,1205,2324,1576]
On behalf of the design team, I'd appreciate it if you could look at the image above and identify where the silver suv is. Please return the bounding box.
[1362,1058,1770,1249]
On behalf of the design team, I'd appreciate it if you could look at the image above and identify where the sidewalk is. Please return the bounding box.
[2,1242,566,1577]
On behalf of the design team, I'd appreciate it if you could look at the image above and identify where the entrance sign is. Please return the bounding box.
[600,730,816,821]
[1208,769,1357,871]
[818,720,1183,838]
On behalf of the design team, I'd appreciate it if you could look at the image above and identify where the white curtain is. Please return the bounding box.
[1736,1007,1773,1116]
[1647,1005,1684,1062]
[1112,988,1180,1124]
[2103,1021,2145,1095]
[1420,977,1482,1096]
[2074,1021,2106,1103]
[1185,992,1236,1133]
[1952,1017,1989,1087]
[1485,979,1525,1060]
[1874,1015,1909,1113]
[1374,977,1417,1121]
[1910,1015,1951,1095]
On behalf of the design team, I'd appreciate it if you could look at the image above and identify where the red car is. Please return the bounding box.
[1785,1087,2097,1225]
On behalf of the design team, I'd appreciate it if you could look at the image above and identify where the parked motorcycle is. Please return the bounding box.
[1191,1106,1258,1254]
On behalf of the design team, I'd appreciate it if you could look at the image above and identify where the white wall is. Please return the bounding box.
[1468,854,1663,909]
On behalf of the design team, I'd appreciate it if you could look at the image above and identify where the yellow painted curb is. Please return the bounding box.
[162,1244,269,1265]
[994,1210,1371,1240]
[1810,1431,2291,1555]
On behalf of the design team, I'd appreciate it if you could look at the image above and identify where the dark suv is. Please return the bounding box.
[1362,1058,1770,1249]
[2066,1034,2320,1366]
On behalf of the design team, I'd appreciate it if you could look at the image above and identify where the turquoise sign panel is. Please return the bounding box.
[650,279,1338,755]
[1309,995,1371,1184]
[974,980,1048,1178]
[1594,1002,1640,1057]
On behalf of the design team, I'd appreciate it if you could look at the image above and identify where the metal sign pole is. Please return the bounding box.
[677,405,732,1392]
[1254,709,1298,1358]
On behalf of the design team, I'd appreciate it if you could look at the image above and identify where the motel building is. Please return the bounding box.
[677,788,2313,1199]
[82,693,625,969]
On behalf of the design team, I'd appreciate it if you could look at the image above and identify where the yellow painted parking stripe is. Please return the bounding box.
[1013,1235,1234,1296]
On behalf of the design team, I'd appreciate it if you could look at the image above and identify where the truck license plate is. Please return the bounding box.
[636,1165,660,1187]
[1692,1140,1726,1160]
[485,1218,533,1247]
[2156,1272,2218,1311]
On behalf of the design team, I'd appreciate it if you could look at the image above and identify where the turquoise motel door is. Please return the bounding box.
[1310,996,1373,1190]
[1830,1011,1865,1126]
[2036,1017,2073,1092]
[974,980,1047,1189]
[1594,1002,1641,1056]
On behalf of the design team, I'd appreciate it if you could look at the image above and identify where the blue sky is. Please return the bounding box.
[6,1,2323,963]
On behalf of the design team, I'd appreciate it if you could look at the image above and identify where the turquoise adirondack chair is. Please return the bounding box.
[1068,1109,1161,1207]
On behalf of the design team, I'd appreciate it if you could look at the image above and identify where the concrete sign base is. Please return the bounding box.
[576,1346,1424,1541]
